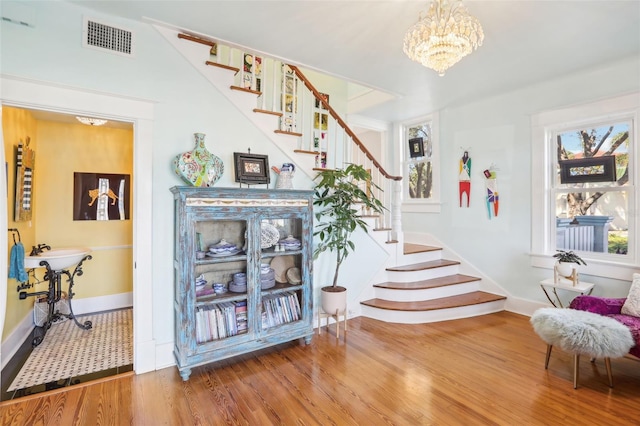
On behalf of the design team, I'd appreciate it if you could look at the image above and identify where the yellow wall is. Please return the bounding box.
[2,108,133,341]
[3,107,38,341]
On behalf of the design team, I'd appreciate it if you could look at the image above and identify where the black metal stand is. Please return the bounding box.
[22,255,93,347]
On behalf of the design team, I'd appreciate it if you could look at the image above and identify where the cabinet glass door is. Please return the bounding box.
[258,216,307,330]
[193,218,250,345]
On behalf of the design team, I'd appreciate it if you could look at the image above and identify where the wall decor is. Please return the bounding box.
[14,137,35,222]
[484,167,499,219]
[408,137,425,158]
[173,132,224,187]
[73,172,130,221]
[559,156,617,184]
[458,151,471,207]
[234,152,270,185]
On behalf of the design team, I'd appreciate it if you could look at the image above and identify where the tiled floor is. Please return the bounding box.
[0,310,133,401]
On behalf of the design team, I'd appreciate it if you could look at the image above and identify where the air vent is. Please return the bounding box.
[83,17,135,57]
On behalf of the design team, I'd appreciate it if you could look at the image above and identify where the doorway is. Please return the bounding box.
[0,76,155,385]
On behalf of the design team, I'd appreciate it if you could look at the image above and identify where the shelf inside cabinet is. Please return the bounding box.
[261,282,303,296]
[261,248,303,258]
[195,252,247,264]
[195,292,248,307]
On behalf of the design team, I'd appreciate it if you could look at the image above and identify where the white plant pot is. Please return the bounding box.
[321,286,347,315]
[557,262,574,277]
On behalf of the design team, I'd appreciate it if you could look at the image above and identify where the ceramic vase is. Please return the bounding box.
[173,133,224,187]
[321,286,347,315]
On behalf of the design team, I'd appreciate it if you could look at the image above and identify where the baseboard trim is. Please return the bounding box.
[0,312,32,371]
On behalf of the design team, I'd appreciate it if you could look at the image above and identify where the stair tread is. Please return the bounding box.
[361,291,506,312]
[374,274,480,290]
[403,243,442,255]
[387,259,459,272]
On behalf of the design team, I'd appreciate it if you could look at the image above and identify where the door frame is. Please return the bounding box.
[0,75,156,374]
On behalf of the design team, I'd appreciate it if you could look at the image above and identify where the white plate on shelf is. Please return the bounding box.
[206,249,242,257]
[261,223,280,249]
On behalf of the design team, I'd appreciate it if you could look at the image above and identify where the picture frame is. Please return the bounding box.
[234,152,270,184]
[73,172,130,221]
[559,155,617,184]
[408,137,425,158]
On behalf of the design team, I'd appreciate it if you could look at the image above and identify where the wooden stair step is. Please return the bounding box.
[385,240,399,244]
[373,227,392,232]
[374,274,480,290]
[293,149,320,155]
[386,259,459,272]
[205,60,239,74]
[360,291,506,312]
[253,108,282,117]
[230,85,261,95]
[275,130,303,137]
[403,243,442,255]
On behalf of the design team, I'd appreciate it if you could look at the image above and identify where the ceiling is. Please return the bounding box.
[68,0,639,123]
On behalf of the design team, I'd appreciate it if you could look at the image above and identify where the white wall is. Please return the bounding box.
[401,55,640,303]
[0,1,353,365]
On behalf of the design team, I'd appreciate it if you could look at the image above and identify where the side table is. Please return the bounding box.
[539,278,595,308]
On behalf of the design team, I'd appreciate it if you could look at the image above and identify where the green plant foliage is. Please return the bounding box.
[313,164,385,288]
[608,233,628,254]
[553,250,587,266]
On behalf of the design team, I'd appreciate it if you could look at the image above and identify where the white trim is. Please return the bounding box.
[530,92,640,280]
[0,312,31,371]
[399,112,441,211]
[0,75,156,375]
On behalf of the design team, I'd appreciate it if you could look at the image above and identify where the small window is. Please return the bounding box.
[401,113,440,213]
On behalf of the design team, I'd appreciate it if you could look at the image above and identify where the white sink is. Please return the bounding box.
[24,247,92,271]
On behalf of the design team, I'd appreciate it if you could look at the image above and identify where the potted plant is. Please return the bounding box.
[553,249,587,276]
[313,164,385,315]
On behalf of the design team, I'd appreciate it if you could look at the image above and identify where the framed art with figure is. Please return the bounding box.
[234,153,270,185]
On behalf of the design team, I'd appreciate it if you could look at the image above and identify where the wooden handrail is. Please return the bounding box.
[289,66,402,181]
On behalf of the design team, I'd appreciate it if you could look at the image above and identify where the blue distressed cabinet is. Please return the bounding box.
[170,187,314,381]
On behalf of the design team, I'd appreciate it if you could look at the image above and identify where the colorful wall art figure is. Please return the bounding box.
[459,151,471,207]
[484,168,499,219]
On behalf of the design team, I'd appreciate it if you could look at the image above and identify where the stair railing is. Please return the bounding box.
[176,33,402,232]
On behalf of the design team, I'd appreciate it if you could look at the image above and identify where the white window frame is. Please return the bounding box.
[531,92,640,280]
[400,112,441,213]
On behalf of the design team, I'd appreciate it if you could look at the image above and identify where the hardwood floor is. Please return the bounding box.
[2,311,639,425]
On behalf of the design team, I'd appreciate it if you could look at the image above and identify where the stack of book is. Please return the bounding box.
[261,291,302,330]
[195,301,248,343]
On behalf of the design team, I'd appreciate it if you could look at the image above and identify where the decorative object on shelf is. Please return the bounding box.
[313,164,385,315]
[279,235,301,251]
[271,255,296,283]
[276,163,295,189]
[233,151,270,185]
[213,282,227,295]
[403,0,484,76]
[173,133,224,187]
[209,239,239,255]
[409,137,425,158]
[552,250,586,286]
[286,267,301,285]
[260,223,280,249]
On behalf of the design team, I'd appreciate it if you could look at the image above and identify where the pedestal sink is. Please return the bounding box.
[24,247,92,271]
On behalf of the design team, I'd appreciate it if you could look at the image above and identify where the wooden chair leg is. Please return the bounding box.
[604,357,614,388]
[545,345,553,369]
[573,354,580,389]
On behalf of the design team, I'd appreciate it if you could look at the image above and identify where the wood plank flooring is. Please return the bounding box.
[2,312,639,425]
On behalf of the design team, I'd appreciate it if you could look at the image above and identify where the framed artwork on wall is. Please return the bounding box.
[234,153,270,185]
[408,137,425,158]
[559,156,617,184]
[73,172,130,221]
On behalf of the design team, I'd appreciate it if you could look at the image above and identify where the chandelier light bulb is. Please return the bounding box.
[403,0,484,76]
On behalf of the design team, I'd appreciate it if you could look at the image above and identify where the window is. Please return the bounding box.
[401,113,440,213]
[531,93,639,280]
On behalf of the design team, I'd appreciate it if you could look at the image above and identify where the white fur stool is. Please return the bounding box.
[530,307,634,389]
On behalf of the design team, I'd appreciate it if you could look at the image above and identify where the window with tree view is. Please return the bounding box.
[406,122,433,199]
[554,121,632,256]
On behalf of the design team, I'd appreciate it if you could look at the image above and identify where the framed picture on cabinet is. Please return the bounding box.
[234,152,270,184]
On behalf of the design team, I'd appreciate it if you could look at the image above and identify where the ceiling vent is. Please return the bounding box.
[82,17,135,57]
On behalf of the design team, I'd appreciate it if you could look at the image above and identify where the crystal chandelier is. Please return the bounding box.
[76,116,108,126]
[403,0,484,76]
